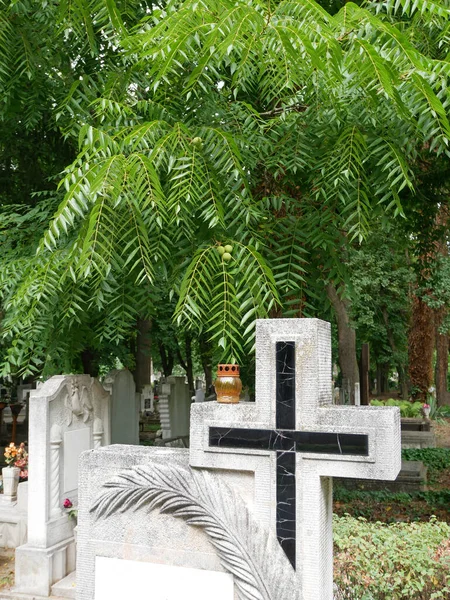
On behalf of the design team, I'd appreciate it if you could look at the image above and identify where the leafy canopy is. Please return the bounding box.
[0,0,449,375]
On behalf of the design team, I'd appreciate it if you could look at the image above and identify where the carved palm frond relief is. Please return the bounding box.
[91,463,295,600]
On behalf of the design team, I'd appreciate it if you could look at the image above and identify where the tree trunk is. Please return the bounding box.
[359,343,370,406]
[375,363,389,395]
[133,318,152,393]
[199,335,213,393]
[381,306,409,399]
[408,295,434,401]
[433,206,450,407]
[326,283,360,404]
[185,336,194,397]
[159,343,174,378]
[176,336,194,397]
[81,348,99,377]
[435,308,450,406]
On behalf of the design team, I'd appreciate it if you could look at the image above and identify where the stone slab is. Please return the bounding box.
[51,571,76,599]
[94,557,234,600]
[401,430,436,449]
[335,460,428,493]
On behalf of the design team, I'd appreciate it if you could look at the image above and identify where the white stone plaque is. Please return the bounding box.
[94,557,234,600]
[63,428,91,492]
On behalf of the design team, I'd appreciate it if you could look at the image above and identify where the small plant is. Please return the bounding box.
[334,515,450,599]
[370,398,424,418]
[436,404,450,418]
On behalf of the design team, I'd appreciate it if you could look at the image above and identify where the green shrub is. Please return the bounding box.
[370,399,423,418]
[402,448,450,474]
[334,515,450,599]
[436,405,450,418]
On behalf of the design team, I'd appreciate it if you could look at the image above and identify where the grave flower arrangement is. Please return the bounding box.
[63,498,78,521]
[4,442,28,479]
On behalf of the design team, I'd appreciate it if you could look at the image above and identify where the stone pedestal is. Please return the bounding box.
[0,481,28,548]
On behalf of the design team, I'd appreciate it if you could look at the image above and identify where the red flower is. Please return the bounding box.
[63,498,73,509]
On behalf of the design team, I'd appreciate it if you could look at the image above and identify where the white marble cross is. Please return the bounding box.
[190,319,401,600]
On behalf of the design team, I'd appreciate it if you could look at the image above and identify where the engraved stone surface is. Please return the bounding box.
[76,446,260,600]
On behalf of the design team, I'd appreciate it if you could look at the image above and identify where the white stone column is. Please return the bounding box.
[297,466,333,600]
[93,418,104,449]
[158,383,172,439]
[49,424,62,519]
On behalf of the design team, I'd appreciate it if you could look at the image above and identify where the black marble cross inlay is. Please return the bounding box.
[209,341,369,569]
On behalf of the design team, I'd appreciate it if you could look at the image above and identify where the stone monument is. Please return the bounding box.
[15,375,111,597]
[103,369,139,446]
[76,319,401,600]
[158,376,191,441]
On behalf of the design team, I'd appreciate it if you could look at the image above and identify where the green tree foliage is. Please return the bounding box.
[1,0,449,375]
[348,226,414,376]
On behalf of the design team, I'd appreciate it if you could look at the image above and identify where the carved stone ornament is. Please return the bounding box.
[91,463,296,600]
[65,380,93,425]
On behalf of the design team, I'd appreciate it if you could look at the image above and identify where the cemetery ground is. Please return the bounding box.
[0,549,14,591]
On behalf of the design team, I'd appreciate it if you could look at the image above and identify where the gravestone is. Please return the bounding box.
[336,460,428,493]
[77,319,401,600]
[159,376,191,441]
[103,369,139,445]
[141,383,153,412]
[15,375,110,597]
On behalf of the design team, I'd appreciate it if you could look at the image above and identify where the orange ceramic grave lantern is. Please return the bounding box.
[215,364,242,404]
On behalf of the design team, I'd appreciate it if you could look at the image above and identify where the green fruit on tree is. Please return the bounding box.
[217,246,225,255]
[191,137,203,148]
[224,244,233,253]
[222,252,232,262]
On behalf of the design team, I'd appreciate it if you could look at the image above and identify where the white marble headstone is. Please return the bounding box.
[15,375,111,597]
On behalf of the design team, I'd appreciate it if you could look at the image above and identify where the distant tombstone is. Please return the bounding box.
[15,375,110,597]
[77,319,401,600]
[159,376,191,440]
[141,383,153,412]
[333,387,340,404]
[103,370,139,446]
[354,382,361,406]
[194,388,205,403]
